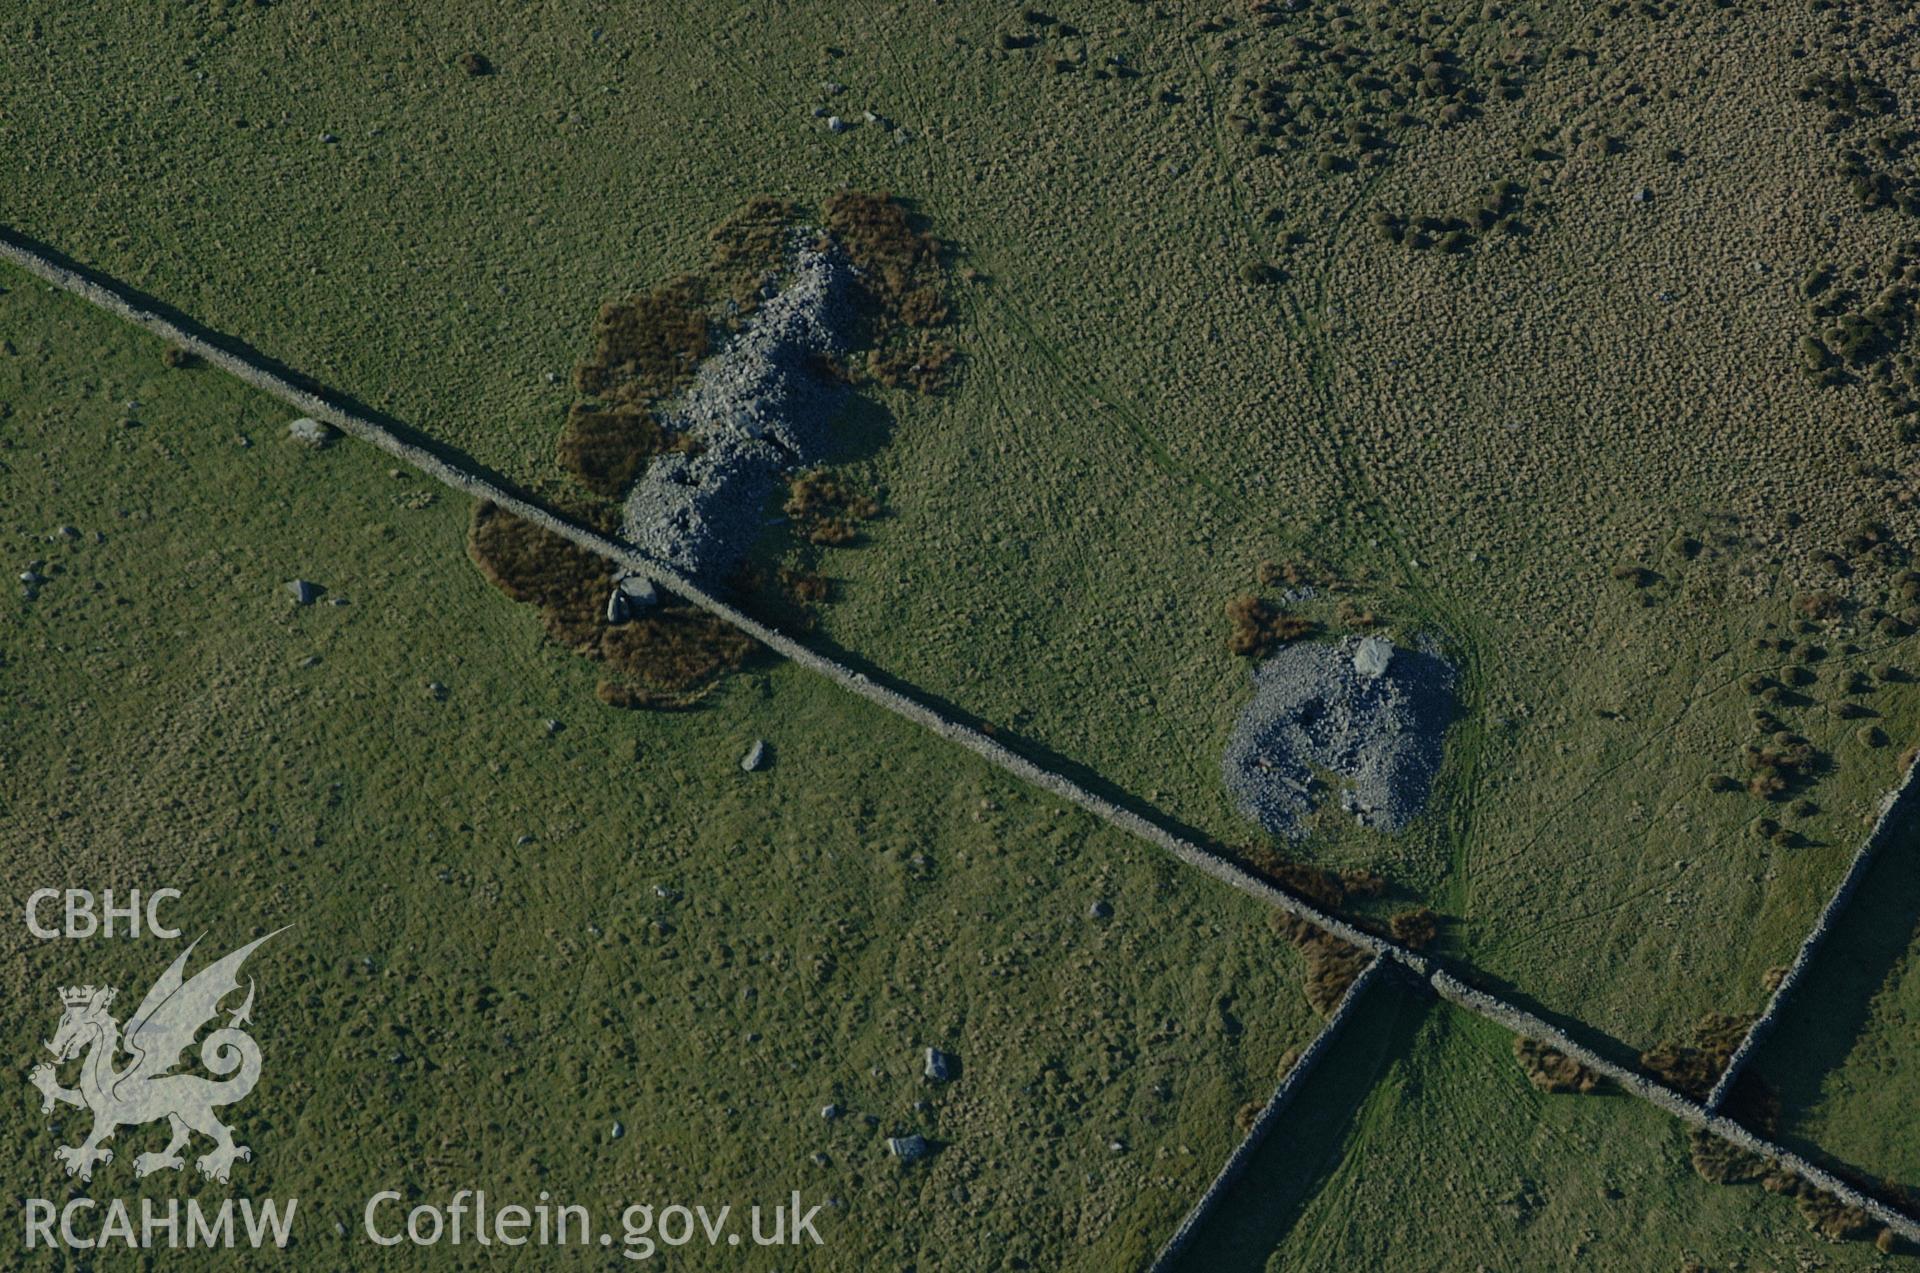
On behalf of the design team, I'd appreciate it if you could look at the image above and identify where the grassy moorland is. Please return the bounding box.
[1178,982,1906,1270]
[0,274,1322,1270]
[4,0,1919,1064]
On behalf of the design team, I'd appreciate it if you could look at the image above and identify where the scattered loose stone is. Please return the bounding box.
[287,417,337,448]
[1352,635,1394,679]
[609,1121,624,1140]
[427,681,449,700]
[1088,899,1114,921]
[826,115,847,133]
[544,719,564,736]
[286,579,322,605]
[924,1048,957,1084]
[618,574,659,608]
[821,1103,842,1121]
[741,739,769,772]
[887,1134,933,1163]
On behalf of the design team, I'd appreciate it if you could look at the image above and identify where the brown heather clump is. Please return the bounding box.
[1237,845,1342,906]
[467,503,757,708]
[1741,732,1819,800]
[707,196,802,311]
[1225,595,1318,657]
[866,333,960,394]
[785,469,882,547]
[554,403,688,498]
[1335,598,1382,629]
[1271,912,1372,1017]
[573,275,709,406]
[824,190,942,308]
[1257,558,1318,588]
[825,191,961,392]
[1689,1128,1772,1186]
[1512,1037,1604,1095]
[1234,846,1396,1014]
[1340,868,1387,899]
[1640,1012,1754,1102]
[1389,907,1439,949]
[1794,589,1843,620]
[778,569,830,606]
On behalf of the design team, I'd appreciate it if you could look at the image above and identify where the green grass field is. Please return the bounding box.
[1750,812,1920,1203]
[1178,980,1904,1271]
[12,1,1920,1265]
[0,272,1325,1269]
[6,0,1917,1060]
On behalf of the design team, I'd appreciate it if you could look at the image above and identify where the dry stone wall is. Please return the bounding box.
[6,228,1915,1248]
[1705,752,1920,1111]
[1431,972,1920,1243]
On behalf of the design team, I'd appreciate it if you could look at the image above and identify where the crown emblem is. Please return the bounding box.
[59,985,113,1007]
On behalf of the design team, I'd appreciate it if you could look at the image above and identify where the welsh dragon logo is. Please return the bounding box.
[27,931,282,1184]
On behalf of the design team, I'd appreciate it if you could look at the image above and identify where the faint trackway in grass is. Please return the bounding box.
[5,227,1918,1246]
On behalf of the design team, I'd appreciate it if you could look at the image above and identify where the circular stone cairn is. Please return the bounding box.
[1222,633,1457,840]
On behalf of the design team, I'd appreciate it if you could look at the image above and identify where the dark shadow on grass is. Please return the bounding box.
[1744,810,1920,1202]
[1168,977,1429,1271]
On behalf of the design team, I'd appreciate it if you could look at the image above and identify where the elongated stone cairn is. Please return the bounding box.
[6,226,1917,1247]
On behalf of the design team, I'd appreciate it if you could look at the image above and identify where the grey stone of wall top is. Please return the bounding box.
[6,229,1914,1247]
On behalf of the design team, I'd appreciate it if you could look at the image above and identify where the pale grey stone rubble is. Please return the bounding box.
[923,1048,955,1083]
[1223,634,1456,839]
[287,417,336,448]
[286,579,321,605]
[741,739,769,772]
[619,574,658,607]
[620,238,853,579]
